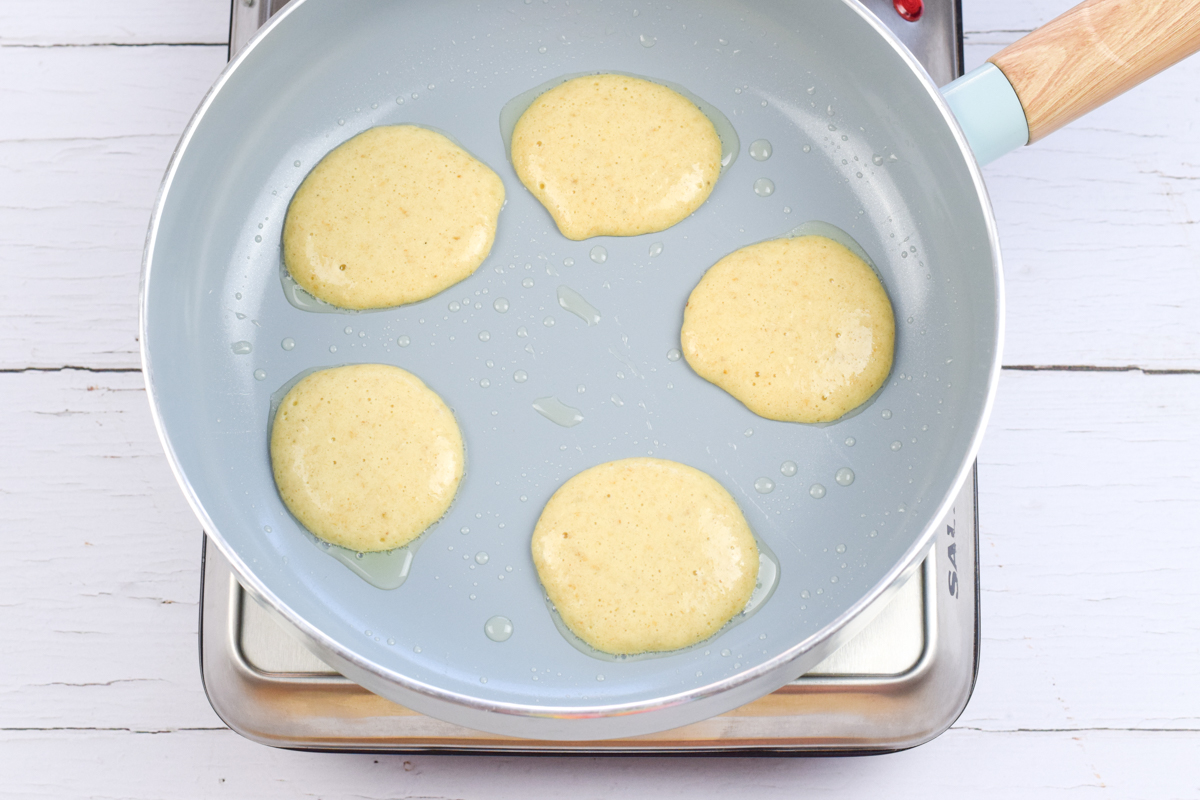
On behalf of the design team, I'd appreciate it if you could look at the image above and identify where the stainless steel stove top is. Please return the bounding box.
[202,0,976,754]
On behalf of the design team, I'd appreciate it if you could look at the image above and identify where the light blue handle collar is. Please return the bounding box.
[941,63,1030,166]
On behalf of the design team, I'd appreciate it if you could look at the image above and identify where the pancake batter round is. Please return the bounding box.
[282,125,505,310]
[531,458,759,655]
[681,235,895,423]
[270,364,464,552]
[511,74,723,240]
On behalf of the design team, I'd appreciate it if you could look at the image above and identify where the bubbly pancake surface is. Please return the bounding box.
[681,235,895,423]
[531,458,758,655]
[511,74,722,240]
[282,125,505,310]
[270,364,464,552]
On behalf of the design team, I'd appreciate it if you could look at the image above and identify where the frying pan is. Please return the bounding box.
[141,0,1200,739]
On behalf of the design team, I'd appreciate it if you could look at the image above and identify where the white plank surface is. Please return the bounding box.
[1,729,1198,799]
[0,46,227,370]
[1,0,1199,796]
[0,0,229,46]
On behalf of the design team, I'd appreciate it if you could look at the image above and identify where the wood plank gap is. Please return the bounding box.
[0,366,143,374]
[1002,364,1200,375]
[0,727,227,734]
[955,725,1200,733]
[0,42,226,49]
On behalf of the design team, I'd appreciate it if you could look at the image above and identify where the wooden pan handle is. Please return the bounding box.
[989,0,1200,143]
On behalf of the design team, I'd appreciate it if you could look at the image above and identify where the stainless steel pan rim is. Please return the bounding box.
[140,0,1004,739]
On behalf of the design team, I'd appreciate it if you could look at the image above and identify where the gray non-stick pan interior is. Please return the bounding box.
[143,0,999,737]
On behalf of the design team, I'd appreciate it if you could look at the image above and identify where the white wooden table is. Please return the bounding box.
[2,1,1198,796]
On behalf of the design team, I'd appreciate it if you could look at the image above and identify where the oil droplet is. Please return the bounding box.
[891,441,903,451]
[538,45,547,53]
[480,378,491,388]
[610,394,624,406]
[253,369,267,381]
[881,409,892,419]
[253,234,262,243]
[543,316,556,327]
[872,154,885,166]
[475,552,489,564]
[329,345,337,353]
[231,341,252,355]
[484,616,513,642]
[719,37,729,45]
[749,139,772,161]
[744,428,754,437]
[281,338,295,351]
[835,467,855,486]
[754,477,775,494]
[344,326,354,335]
[596,674,605,681]
[844,436,856,446]
[649,241,664,257]
[780,461,797,477]
[809,483,827,499]
[264,526,272,533]
[493,298,510,313]
[522,277,535,289]
[460,526,470,535]
[293,160,302,167]
[802,144,811,153]
[666,348,682,362]
[516,326,528,338]
[589,246,607,264]
[474,330,490,344]
[448,301,461,312]
[753,178,775,196]
[514,369,528,383]
[533,396,583,427]
[563,257,575,267]
[577,384,586,393]
[397,335,410,347]
[639,34,656,47]
[556,286,602,326]
[721,649,731,657]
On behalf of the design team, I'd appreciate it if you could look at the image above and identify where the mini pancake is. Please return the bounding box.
[511,74,723,240]
[531,458,758,655]
[681,235,895,423]
[270,364,464,552]
[282,125,505,310]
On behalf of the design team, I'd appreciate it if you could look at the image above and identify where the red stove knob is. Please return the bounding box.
[894,0,924,22]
